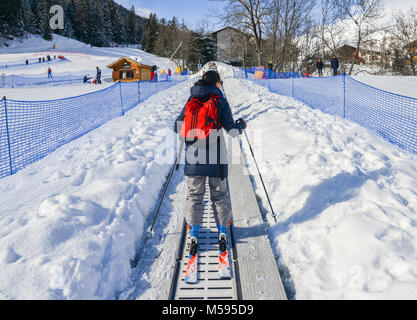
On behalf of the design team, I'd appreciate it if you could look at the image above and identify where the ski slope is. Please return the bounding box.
[0,34,178,77]
[0,39,417,299]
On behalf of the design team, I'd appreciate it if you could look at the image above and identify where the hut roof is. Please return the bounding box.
[107,56,152,69]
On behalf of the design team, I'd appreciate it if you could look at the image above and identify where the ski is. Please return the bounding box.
[218,234,231,279]
[184,237,199,284]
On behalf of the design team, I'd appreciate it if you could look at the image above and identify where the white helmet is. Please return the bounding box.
[201,61,218,74]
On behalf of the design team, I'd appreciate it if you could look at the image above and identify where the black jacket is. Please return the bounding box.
[174,85,244,179]
[316,61,324,69]
[331,57,339,69]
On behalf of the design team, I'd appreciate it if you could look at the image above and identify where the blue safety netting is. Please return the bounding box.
[234,69,417,155]
[235,67,302,79]
[0,77,186,179]
[0,57,68,70]
[0,73,86,87]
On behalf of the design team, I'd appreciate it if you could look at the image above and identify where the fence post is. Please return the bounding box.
[137,81,141,103]
[119,81,125,116]
[343,73,346,118]
[3,97,13,175]
[292,77,295,98]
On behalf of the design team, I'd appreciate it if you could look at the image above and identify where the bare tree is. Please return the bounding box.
[390,8,417,75]
[332,0,384,75]
[219,0,271,65]
[318,0,346,57]
[268,0,316,71]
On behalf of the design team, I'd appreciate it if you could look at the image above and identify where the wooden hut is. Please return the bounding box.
[107,57,152,82]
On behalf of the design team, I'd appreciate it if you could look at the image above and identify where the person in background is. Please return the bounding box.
[83,75,91,84]
[48,67,52,79]
[151,65,157,81]
[39,57,42,63]
[25,60,29,66]
[316,58,324,77]
[96,67,102,84]
[168,69,172,80]
[266,60,274,79]
[331,55,339,76]
[302,67,311,78]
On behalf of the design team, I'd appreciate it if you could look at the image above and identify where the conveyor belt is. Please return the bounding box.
[170,178,239,300]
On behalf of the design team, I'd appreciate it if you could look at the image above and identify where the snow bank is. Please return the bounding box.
[352,75,417,99]
[225,77,417,299]
[0,79,191,299]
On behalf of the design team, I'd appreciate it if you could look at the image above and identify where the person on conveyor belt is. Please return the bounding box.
[174,69,247,257]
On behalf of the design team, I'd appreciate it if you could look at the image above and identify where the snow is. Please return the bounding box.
[1,82,115,101]
[352,75,417,99]
[0,77,191,299]
[225,77,417,299]
[0,34,178,77]
[0,34,190,299]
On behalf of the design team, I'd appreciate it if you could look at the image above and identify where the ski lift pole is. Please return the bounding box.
[169,42,183,61]
[148,139,185,233]
[243,130,277,223]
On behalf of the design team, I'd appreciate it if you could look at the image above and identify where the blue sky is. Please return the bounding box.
[114,0,416,31]
[114,0,226,31]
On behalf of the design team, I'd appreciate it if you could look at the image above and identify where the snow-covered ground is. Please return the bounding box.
[352,75,417,99]
[0,34,178,78]
[1,82,115,101]
[225,78,417,299]
[0,77,191,299]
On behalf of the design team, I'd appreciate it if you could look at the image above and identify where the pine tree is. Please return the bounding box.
[0,0,8,36]
[61,0,76,38]
[89,0,107,46]
[7,0,25,37]
[102,0,114,44]
[22,0,35,34]
[31,0,43,35]
[41,0,53,40]
[112,5,127,44]
[143,13,159,53]
[126,5,138,44]
[74,0,88,43]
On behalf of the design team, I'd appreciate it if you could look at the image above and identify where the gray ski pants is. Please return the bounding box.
[186,176,232,226]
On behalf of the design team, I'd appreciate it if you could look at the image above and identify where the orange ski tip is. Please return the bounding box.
[186,224,191,232]
[218,252,230,267]
[227,219,233,227]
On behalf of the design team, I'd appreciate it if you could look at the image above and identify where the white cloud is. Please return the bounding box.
[113,0,153,18]
[135,7,153,18]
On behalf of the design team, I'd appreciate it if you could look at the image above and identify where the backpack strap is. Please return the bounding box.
[208,95,222,129]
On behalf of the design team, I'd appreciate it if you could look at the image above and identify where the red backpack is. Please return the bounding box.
[180,95,221,140]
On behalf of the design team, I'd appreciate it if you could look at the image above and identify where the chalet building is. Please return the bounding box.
[335,43,384,65]
[210,27,255,66]
[107,57,152,82]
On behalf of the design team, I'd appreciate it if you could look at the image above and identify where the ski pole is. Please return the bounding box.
[222,83,278,222]
[243,130,277,223]
[148,139,184,233]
